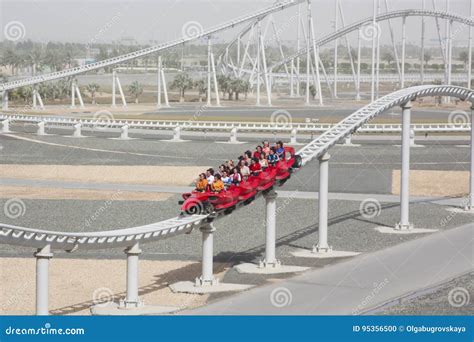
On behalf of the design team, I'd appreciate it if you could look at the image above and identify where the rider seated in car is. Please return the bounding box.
[262,140,271,155]
[259,153,269,169]
[211,174,225,192]
[275,141,285,159]
[195,173,208,192]
[253,146,263,159]
[239,160,251,180]
[267,147,280,166]
[206,168,215,184]
[249,157,262,176]
[222,170,232,188]
[231,167,242,185]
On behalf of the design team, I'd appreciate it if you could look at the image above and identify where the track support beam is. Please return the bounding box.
[35,245,53,316]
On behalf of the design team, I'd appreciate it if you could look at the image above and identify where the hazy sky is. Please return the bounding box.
[0,0,471,47]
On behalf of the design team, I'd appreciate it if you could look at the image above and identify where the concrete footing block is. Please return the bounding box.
[374,226,438,234]
[234,262,309,275]
[169,281,254,294]
[291,249,360,259]
[90,302,179,316]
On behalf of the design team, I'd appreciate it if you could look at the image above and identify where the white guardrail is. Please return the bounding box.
[0,113,470,143]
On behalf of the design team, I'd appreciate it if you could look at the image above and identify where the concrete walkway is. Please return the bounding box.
[185,223,473,315]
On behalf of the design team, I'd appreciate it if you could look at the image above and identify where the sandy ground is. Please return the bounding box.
[392,170,469,197]
[0,165,205,186]
[0,257,231,315]
[0,186,172,201]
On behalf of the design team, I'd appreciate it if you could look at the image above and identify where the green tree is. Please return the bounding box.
[86,83,100,104]
[459,51,470,70]
[423,52,432,67]
[128,81,143,104]
[195,79,207,102]
[382,52,394,68]
[170,73,193,102]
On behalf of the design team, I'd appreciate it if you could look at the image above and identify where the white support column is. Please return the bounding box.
[370,0,376,101]
[1,91,7,110]
[293,151,360,258]
[375,0,380,98]
[466,105,474,210]
[1,119,10,133]
[468,0,473,89]
[120,125,129,140]
[259,32,272,106]
[290,128,298,145]
[36,91,44,110]
[356,28,362,101]
[37,121,46,136]
[73,123,82,138]
[70,81,76,108]
[262,190,278,267]
[396,101,413,230]
[309,7,323,105]
[235,191,309,274]
[207,37,212,106]
[33,87,37,109]
[256,22,262,106]
[228,127,240,143]
[296,4,301,97]
[305,0,311,105]
[112,70,117,107]
[420,0,426,84]
[447,20,453,92]
[198,225,217,285]
[161,68,170,107]
[75,83,85,109]
[401,16,406,89]
[116,76,127,107]
[290,59,295,97]
[333,0,338,98]
[35,245,53,316]
[314,152,331,253]
[210,52,221,106]
[157,56,162,108]
[121,243,142,308]
[171,222,253,292]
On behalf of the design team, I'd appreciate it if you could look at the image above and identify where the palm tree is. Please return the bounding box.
[423,52,432,67]
[458,51,470,70]
[382,52,394,68]
[170,73,193,102]
[195,79,207,102]
[86,83,100,104]
[128,81,143,104]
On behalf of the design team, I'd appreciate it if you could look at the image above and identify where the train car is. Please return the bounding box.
[180,146,302,215]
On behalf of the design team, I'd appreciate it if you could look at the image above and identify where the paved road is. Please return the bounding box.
[185,223,473,315]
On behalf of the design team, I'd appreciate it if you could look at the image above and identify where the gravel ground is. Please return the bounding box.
[377,272,473,315]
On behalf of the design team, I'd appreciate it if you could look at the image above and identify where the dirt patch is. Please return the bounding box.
[0,257,230,315]
[0,186,172,201]
[0,165,205,186]
[391,170,469,197]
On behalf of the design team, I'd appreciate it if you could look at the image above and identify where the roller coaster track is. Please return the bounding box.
[0,0,304,93]
[269,9,474,71]
[0,85,472,252]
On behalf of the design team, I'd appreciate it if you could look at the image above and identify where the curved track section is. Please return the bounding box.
[0,85,472,251]
[297,85,474,165]
[0,0,303,93]
[266,9,473,71]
